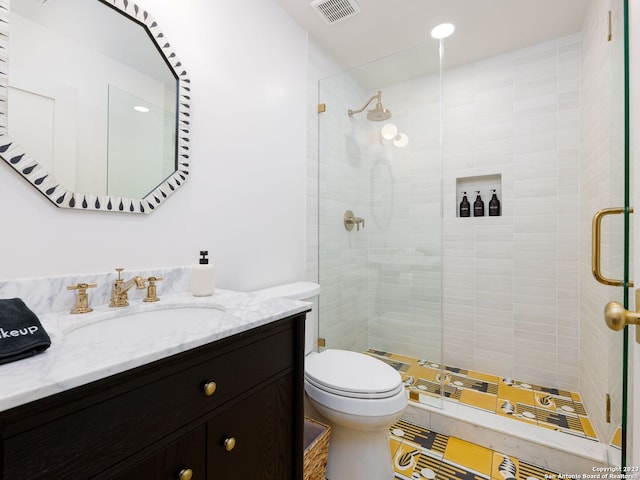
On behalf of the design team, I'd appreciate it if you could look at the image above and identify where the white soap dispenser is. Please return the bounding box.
[192,250,215,297]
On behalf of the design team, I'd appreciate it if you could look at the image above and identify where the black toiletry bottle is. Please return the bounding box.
[473,191,485,217]
[489,189,501,216]
[459,191,471,217]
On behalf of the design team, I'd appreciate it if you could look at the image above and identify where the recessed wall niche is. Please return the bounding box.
[456,174,502,218]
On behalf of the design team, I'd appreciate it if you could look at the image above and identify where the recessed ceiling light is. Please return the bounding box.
[431,23,455,39]
[134,105,150,113]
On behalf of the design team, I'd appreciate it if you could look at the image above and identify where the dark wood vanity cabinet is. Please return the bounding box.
[0,313,306,480]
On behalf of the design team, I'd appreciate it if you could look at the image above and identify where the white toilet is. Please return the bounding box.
[252,282,407,480]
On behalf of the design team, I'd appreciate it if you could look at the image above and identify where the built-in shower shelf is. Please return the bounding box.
[456,173,502,218]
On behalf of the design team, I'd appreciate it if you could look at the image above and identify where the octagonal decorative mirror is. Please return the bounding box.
[0,0,191,213]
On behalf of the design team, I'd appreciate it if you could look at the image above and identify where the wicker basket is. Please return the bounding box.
[303,417,331,480]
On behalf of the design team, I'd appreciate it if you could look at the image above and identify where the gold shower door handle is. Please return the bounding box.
[604,290,640,343]
[591,207,633,287]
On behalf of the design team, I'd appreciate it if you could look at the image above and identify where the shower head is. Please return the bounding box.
[348,91,392,121]
[366,103,392,121]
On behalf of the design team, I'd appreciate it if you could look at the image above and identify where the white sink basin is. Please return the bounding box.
[62,306,227,353]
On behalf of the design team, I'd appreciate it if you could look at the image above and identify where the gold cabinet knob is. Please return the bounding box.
[224,437,236,451]
[203,382,217,396]
[178,469,193,480]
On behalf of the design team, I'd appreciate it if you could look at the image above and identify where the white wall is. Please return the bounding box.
[0,0,308,293]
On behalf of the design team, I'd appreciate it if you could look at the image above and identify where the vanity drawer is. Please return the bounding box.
[106,426,206,480]
[1,321,296,479]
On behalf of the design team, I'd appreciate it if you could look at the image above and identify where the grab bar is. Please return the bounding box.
[591,207,633,287]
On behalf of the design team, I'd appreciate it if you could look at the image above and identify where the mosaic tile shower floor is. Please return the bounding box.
[367,349,621,449]
[390,419,562,480]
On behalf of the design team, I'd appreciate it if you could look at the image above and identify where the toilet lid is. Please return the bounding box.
[305,349,403,399]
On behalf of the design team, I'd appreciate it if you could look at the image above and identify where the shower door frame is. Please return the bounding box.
[627,0,640,466]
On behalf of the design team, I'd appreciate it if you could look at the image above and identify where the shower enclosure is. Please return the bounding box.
[315,0,627,467]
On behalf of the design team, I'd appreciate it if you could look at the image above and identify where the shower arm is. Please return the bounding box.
[347,91,382,117]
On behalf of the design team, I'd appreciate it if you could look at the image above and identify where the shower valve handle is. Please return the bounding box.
[344,210,365,231]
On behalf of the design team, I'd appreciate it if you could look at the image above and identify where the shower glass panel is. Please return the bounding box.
[317,41,444,407]
[607,0,627,465]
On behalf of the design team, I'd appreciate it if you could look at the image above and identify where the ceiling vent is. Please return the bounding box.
[310,0,362,25]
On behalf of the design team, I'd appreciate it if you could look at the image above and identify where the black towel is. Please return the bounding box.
[0,298,51,365]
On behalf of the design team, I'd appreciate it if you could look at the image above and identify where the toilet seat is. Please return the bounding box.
[305,349,404,399]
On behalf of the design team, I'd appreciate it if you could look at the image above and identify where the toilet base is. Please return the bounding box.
[325,422,395,480]
[305,397,400,480]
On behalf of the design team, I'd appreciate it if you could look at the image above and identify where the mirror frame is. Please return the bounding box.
[0,0,191,214]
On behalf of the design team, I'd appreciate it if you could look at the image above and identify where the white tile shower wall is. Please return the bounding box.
[439,35,581,391]
[579,0,624,445]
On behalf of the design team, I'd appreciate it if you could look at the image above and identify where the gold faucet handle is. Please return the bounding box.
[114,267,124,283]
[67,282,97,291]
[143,276,163,303]
[67,283,97,314]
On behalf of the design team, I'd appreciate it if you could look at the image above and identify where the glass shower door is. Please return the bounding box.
[317,41,445,408]
[596,0,630,466]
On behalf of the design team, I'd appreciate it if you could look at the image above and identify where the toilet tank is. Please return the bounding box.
[251,282,320,355]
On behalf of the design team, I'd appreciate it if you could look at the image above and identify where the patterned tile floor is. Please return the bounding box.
[367,349,622,447]
[390,419,562,480]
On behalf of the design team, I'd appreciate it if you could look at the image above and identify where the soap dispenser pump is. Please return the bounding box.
[489,189,501,216]
[192,250,215,297]
[473,191,485,217]
[459,191,471,217]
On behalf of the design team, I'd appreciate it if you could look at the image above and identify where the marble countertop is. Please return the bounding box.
[0,288,310,413]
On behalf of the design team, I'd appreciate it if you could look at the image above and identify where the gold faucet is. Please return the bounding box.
[109,268,145,307]
[67,282,97,314]
[143,276,163,302]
